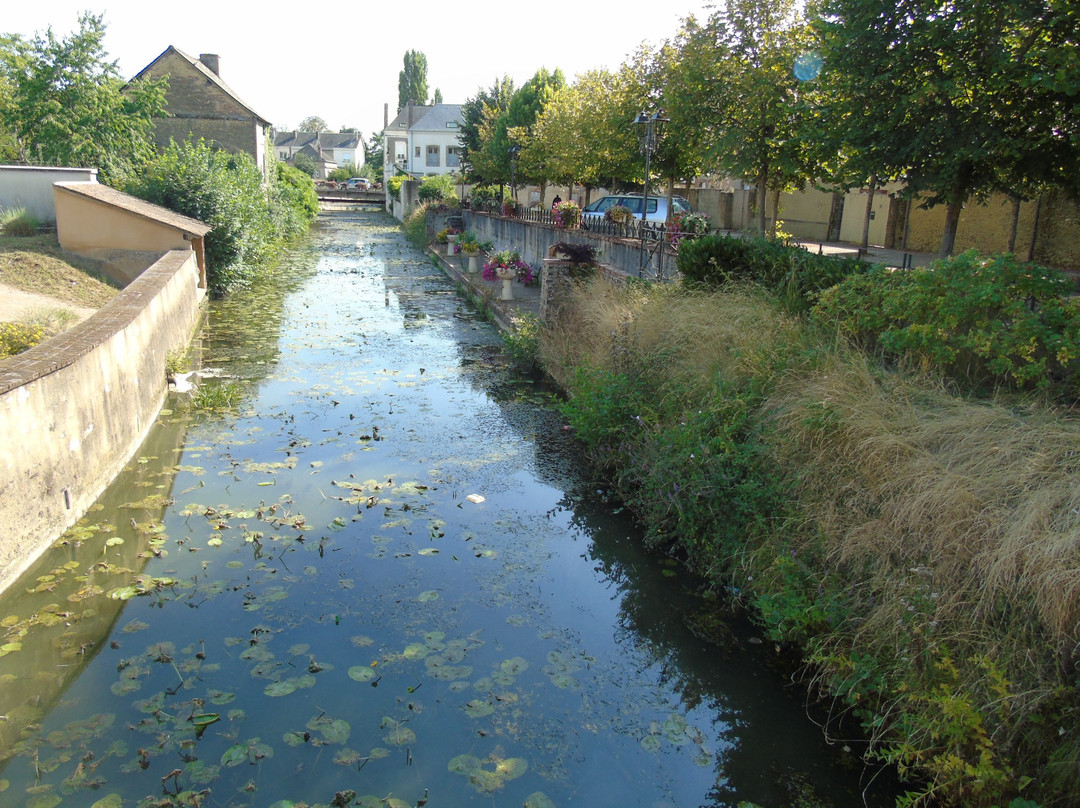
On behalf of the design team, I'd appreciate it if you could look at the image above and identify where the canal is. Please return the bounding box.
[0,208,895,807]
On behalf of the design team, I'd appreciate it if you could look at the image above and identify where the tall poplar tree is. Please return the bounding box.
[397,50,429,110]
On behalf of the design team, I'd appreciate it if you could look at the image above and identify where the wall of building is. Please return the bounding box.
[0,166,98,223]
[0,250,205,596]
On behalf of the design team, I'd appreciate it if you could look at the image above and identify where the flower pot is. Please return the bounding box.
[467,255,479,273]
[495,266,515,300]
[446,234,458,257]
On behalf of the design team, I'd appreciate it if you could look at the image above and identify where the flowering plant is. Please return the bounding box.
[482,249,533,284]
[436,227,461,244]
[605,204,634,226]
[670,212,710,247]
[554,201,581,228]
[501,199,517,217]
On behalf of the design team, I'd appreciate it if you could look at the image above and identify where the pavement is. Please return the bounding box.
[427,245,541,332]
[0,281,97,324]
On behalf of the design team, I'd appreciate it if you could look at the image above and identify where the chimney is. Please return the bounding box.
[199,54,220,76]
[384,103,389,130]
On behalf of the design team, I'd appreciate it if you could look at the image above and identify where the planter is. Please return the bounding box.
[446,234,458,257]
[467,255,480,273]
[495,266,515,300]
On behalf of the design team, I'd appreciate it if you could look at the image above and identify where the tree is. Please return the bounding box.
[459,76,515,184]
[432,87,443,104]
[505,67,566,204]
[365,131,384,174]
[814,0,1080,257]
[397,50,429,110]
[703,0,819,235]
[297,115,327,132]
[293,152,317,176]
[0,13,166,185]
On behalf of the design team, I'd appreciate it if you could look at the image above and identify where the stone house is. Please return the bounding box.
[131,47,271,175]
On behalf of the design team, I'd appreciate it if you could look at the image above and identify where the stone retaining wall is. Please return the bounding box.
[0,250,205,595]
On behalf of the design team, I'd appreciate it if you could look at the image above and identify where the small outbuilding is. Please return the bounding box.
[53,181,210,287]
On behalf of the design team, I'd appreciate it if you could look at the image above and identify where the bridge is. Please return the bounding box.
[317,190,385,203]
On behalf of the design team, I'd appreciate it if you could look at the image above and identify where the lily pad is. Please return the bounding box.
[463,699,494,718]
[383,725,416,746]
[417,590,439,602]
[525,793,556,808]
[348,665,377,682]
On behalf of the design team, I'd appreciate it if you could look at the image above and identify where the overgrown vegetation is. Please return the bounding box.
[1,206,39,236]
[125,139,318,294]
[502,311,541,370]
[403,203,431,248]
[540,247,1080,807]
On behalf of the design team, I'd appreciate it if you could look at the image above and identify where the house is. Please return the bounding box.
[131,47,271,176]
[274,131,364,179]
[383,103,464,187]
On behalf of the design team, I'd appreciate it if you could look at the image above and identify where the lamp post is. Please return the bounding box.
[633,110,668,277]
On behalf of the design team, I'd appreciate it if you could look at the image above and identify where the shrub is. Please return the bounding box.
[677,233,867,312]
[813,250,1080,397]
[503,311,541,370]
[418,174,456,202]
[125,139,316,294]
[403,203,430,247]
[292,153,317,177]
[0,321,45,357]
[1,207,40,236]
[387,174,406,195]
[470,185,508,212]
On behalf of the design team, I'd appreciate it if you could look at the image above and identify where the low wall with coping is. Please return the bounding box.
[0,249,205,595]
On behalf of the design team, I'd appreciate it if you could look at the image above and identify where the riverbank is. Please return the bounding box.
[531,274,1080,808]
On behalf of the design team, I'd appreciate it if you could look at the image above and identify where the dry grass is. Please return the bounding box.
[767,352,1080,655]
[0,233,120,308]
[541,276,807,396]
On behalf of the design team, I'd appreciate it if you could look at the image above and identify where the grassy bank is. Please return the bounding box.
[540,276,1080,807]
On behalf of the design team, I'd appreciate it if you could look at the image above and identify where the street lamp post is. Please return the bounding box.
[633,110,668,277]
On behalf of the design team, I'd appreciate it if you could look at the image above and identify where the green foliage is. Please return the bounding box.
[0,13,166,185]
[126,139,317,294]
[614,392,787,571]
[328,161,364,183]
[387,174,406,195]
[503,311,541,370]
[402,203,430,247]
[397,50,429,110]
[469,184,508,211]
[0,206,38,236]
[292,152,317,177]
[297,115,328,133]
[676,233,867,312]
[813,251,1080,397]
[417,174,456,203]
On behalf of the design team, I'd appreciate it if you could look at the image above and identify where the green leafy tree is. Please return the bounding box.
[0,13,166,185]
[397,50,429,110]
[459,76,515,184]
[506,67,566,204]
[364,131,384,174]
[297,115,327,132]
[432,87,443,104]
[702,0,819,235]
[292,152,317,176]
[814,0,1080,257]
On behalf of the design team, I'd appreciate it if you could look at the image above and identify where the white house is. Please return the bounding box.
[383,103,464,186]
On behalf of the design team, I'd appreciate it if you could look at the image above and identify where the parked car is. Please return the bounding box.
[343,178,371,190]
[581,194,693,224]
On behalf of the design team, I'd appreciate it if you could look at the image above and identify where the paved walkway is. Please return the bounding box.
[428,246,541,332]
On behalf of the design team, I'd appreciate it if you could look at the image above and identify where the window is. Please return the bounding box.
[415,146,421,157]
[426,145,440,167]
[446,121,458,128]
[447,147,460,167]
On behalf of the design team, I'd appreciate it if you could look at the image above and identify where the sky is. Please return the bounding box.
[6,1,718,139]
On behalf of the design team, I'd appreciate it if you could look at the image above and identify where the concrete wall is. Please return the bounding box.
[0,249,205,596]
[0,165,98,223]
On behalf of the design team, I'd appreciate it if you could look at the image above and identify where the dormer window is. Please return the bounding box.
[446,121,458,128]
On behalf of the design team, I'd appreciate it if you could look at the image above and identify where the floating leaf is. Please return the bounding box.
[383,725,416,746]
[417,590,439,602]
[348,666,376,682]
[403,643,430,660]
[500,657,529,676]
[90,795,122,808]
[264,680,297,697]
[221,743,249,766]
[463,699,494,718]
[417,548,439,556]
[308,715,351,744]
[524,793,556,808]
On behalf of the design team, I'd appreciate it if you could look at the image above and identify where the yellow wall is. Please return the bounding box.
[54,191,193,255]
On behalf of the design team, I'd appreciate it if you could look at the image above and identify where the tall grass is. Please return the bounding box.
[542,275,1080,806]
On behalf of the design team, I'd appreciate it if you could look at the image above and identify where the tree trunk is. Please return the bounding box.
[939,197,963,258]
[1007,195,1020,254]
[666,176,676,223]
[756,165,768,235]
[538,180,547,211]
[861,174,878,249]
[769,188,781,238]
